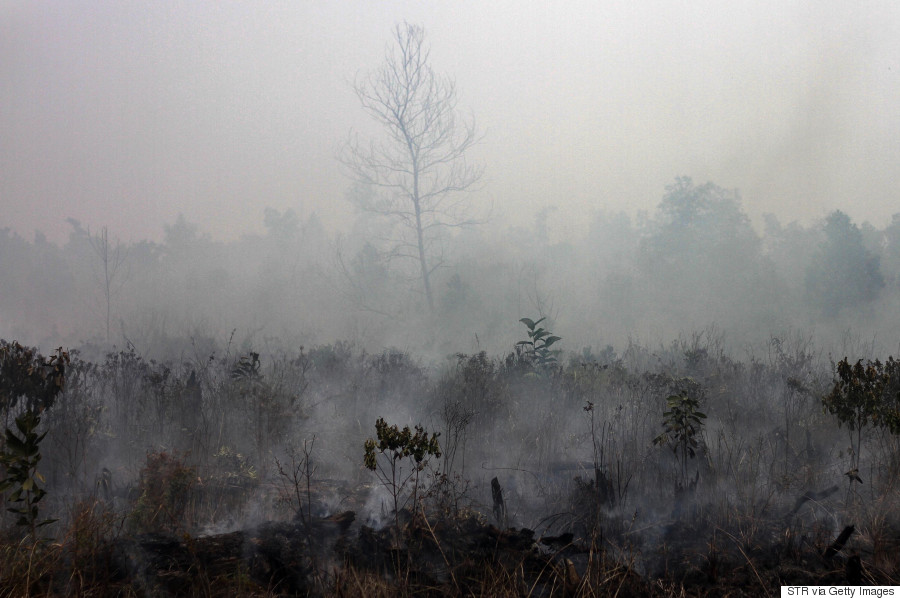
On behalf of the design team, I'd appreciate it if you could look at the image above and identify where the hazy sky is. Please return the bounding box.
[3,1,899,244]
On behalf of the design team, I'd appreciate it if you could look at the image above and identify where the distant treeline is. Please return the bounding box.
[2,177,899,355]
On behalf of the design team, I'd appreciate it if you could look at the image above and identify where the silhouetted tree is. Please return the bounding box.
[648,177,757,262]
[763,214,819,287]
[263,207,301,243]
[339,22,484,313]
[637,177,780,326]
[881,213,900,290]
[163,214,206,260]
[805,210,884,316]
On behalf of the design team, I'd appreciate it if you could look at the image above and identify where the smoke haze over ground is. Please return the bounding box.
[3,7,900,594]
[3,4,900,356]
[2,1,899,245]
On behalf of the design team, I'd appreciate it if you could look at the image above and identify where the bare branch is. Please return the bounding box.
[338,22,485,312]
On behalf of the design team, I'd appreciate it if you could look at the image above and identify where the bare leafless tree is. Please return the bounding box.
[339,22,484,312]
[89,226,127,343]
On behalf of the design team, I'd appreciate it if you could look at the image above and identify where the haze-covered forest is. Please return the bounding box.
[4,7,900,597]
[3,179,900,358]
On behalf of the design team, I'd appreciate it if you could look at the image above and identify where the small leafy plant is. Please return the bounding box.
[364,418,441,531]
[517,317,562,372]
[0,341,69,416]
[653,390,707,494]
[0,341,68,539]
[822,357,900,487]
[0,410,56,537]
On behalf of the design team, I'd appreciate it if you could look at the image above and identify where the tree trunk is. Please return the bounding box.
[412,170,434,313]
[415,209,433,312]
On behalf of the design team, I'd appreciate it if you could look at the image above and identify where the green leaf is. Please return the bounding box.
[15,417,31,436]
[3,435,27,455]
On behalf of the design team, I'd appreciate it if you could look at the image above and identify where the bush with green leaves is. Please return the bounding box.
[653,390,707,494]
[516,317,562,373]
[364,418,441,531]
[0,341,68,539]
[822,357,900,486]
[0,410,56,537]
[0,341,69,418]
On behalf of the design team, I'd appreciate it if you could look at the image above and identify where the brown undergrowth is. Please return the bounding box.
[3,492,898,597]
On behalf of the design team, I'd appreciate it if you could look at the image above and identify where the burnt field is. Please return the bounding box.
[2,330,899,596]
[6,4,900,595]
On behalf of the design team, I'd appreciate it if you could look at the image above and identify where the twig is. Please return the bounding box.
[717,527,771,597]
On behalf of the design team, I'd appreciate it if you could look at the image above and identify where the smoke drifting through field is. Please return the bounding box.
[3,181,899,548]
[4,5,900,591]
[3,223,900,591]
[3,325,898,567]
[2,177,900,362]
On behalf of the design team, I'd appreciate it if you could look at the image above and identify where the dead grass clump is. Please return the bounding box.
[0,534,61,598]
[57,499,128,595]
[128,450,196,533]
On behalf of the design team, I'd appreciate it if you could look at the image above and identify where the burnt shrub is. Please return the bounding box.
[129,451,196,533]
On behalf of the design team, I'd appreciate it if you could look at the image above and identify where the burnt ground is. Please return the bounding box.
[10,487,897,598]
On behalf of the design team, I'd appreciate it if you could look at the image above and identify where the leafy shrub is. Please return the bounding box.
[653,390,707,494]
[364,418,441,531]
[516,317,562,373]
[0,411,56,536]
[823,357,900,485]
[0,341,68,538]
[0,340,69,416]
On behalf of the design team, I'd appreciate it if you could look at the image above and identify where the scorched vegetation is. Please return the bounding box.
[1,325,900,596]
